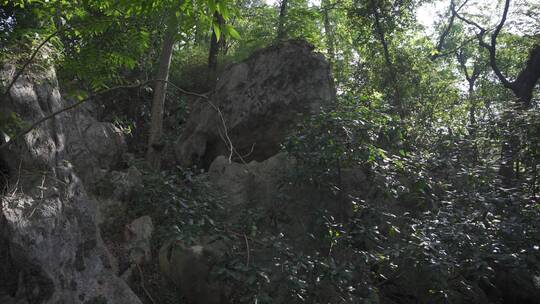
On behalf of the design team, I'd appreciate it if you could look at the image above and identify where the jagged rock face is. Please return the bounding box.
[208,153,292,214]
[175,40,335,168]
[0,64,140,303]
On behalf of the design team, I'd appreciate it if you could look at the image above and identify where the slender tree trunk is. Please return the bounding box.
[208,11,224,72]
[532,162,538,196]
[370,0,404,120]
[277,0,289,40]
[499,104,520,186]
[146,15,179,169]
[467,80,480,164]
[322,0,335,64]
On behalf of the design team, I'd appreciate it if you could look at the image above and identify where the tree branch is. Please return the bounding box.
[487,0,513,89]
[451,0,513,90]
[319,0,343,12]
[2,17,120,98]
[370,0,404,119]
[431,4,456,60]
[0,80,209,151]
[456,49,472,82]
[0,82,145,151]
[512,45,540,106]
[2,30,60,98]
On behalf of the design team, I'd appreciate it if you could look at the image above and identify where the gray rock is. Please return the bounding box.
[124,216,153,265]
[209,153,291,213]
[175,40,335,168]
[0,64,141,303]
[110,166,143,201]
[64,109,127,187]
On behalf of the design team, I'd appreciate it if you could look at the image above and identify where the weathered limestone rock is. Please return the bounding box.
[124,216,153,265]
[0,64,141,303]
[59,101,127,188]
[208,152,353,224]
[110,166,143,201]
[208,153,291,213]
[175,40,335,168]
[72,121,127,185]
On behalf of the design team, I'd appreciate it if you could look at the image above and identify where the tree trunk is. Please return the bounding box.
[512,45,540,107]
[146,15,179,170]
[499,105,520,186]
[208,11,224,72]
[277,0,289,40]
[498,45,540,185]
[370,0,404,120]
[467,81,479,164]
[322,0,335,64]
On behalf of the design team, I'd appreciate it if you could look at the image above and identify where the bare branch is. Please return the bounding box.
[488,0,513,89]
[492,0,511,45]
[455,49,472,82]
[2,30,60,98]
[432,13,455,58]
[2,17,131,99]
[431,0,473,60]
[0,82,146,151]
[0,80,209,151]
[451,0,513,89]
[451,2,485,33]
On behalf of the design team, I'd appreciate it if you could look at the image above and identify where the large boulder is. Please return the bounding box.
[0,64,140,303]
[208,153,291,211]
[175,40,335,168]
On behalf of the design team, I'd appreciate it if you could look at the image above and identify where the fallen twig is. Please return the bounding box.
[244,233,250,267]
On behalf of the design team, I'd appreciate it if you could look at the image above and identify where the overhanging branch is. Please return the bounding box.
[0,80,210,151]
[451,0,516,92]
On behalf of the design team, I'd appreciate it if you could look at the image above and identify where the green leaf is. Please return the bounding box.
[213,23,221,41]
[225,24,241,40]
[207,0,216,15]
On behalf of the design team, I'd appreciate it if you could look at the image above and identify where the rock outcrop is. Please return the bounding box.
[159,239,229,304]
[124,216,153,265]
[0,64,140,303]
[208,153,291,212]
[175,40,335,168]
